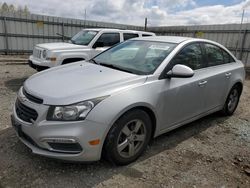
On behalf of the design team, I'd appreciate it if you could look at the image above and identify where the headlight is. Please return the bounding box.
[42,50,47,59]
[46,97,107,121]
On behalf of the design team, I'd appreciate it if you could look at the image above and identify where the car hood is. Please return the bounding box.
[24,62,147,105]
[36,42,88,51]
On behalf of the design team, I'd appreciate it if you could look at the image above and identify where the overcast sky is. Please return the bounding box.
[2,0,250,26]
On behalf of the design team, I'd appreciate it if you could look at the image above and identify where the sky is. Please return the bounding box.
[2,0,250,26]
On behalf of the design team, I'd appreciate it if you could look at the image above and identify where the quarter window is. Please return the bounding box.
[123,33,139,40]
[222,50,235,64]
[170,43,204,70]
[204,43,224,67]
[93,33,120,48]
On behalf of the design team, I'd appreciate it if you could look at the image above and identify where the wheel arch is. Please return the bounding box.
[230,80,244,95]
[104,103,158,142]
[61,57,85,65]
[101,104,157,159]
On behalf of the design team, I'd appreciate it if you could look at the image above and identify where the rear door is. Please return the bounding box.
[201,43,235,111]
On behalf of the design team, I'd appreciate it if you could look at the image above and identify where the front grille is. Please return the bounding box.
[23,89,43,104]
[15,99,38,123]
[33,48,42,59]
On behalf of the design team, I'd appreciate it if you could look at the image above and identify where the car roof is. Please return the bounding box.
[131,36,193,44]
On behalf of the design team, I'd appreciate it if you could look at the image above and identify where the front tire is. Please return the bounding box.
[104,109,152,165]
[221,85,241,116]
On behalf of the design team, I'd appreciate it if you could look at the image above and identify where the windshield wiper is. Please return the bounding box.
[89,59,99,65]
[99,63,134,74]
[70,39,75,44]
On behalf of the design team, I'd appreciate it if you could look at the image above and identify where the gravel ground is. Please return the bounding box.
[0,62,249,188]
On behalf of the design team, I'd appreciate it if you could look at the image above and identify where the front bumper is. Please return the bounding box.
[11,89,108,162]
[28,60,49,71]
[28,55,54,70]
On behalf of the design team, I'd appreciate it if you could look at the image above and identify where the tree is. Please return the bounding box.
[8,4,16,13]
[0,2,30,14]
[1,2,9,12]
[23,5,29,15]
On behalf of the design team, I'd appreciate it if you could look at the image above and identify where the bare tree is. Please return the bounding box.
[1,2,9,12]
[0,2,30,14]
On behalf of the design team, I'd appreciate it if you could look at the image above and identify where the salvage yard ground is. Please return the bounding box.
[0,59,249,188]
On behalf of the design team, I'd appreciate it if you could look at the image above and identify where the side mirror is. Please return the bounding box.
[166,64,194,78]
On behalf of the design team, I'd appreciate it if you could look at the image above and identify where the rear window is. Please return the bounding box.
[123,33,139,40]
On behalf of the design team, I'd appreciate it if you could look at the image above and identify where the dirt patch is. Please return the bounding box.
[0,62,249,187]
[0,63,35,131]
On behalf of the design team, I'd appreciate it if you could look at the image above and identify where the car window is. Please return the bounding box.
[170,43,204,70]
[123,33,139,41]
[93,40,177,75]
[204,43,224,67]
[93,33,120,48]
[222,50,235,64]
[142,34,152,37]
[71,30,98,45]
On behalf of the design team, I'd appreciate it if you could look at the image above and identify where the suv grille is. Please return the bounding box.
[33,48,42,58]
[15,99,38,123]
[23,89,43,104]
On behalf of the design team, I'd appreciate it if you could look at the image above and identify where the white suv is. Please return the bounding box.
[28,28,155,71]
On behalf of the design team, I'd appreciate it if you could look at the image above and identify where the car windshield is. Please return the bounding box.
[71,30,98,45]
[92,40,177,75]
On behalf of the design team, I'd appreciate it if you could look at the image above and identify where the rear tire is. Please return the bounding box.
[221,85,241,116]
[103,109,152,165]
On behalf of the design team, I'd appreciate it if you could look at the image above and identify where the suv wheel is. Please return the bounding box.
[221,85,241,116]
[104,109,152,165]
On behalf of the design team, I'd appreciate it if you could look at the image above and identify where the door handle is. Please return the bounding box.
[198,80,207,87]
[225,72,231,78]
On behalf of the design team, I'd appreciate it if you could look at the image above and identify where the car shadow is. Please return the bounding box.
[0,112,229,187]
[4,77,29,92]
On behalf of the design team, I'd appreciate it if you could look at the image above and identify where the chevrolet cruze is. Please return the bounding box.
[11,36,245,165]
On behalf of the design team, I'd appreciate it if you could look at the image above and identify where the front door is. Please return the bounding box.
[158,42,208,131]
[91,32,121,58]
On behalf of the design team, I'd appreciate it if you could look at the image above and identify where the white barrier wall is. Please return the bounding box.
[0,12,249,66]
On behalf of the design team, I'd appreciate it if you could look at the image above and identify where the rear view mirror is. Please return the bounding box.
[166,64,194,78]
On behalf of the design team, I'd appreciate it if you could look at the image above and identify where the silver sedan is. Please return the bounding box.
[11,36,245,165]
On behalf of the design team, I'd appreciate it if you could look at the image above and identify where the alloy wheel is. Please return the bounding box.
[117,119,146,158]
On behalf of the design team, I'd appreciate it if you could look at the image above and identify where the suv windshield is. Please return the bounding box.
[93,40,177,75]
[71,30,98,45]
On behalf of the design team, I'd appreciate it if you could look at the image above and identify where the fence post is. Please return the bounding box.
[61,22,65,42]
[239,29,247,60]
[3,17,9,55]
[193,31,196,38]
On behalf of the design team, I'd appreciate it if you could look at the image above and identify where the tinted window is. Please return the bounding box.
[123,33,139,40]
[171,43,204,70]
[94,33,120,48]
[204,43,224,67]
[142,34,152,37]
[222,50,235,64]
